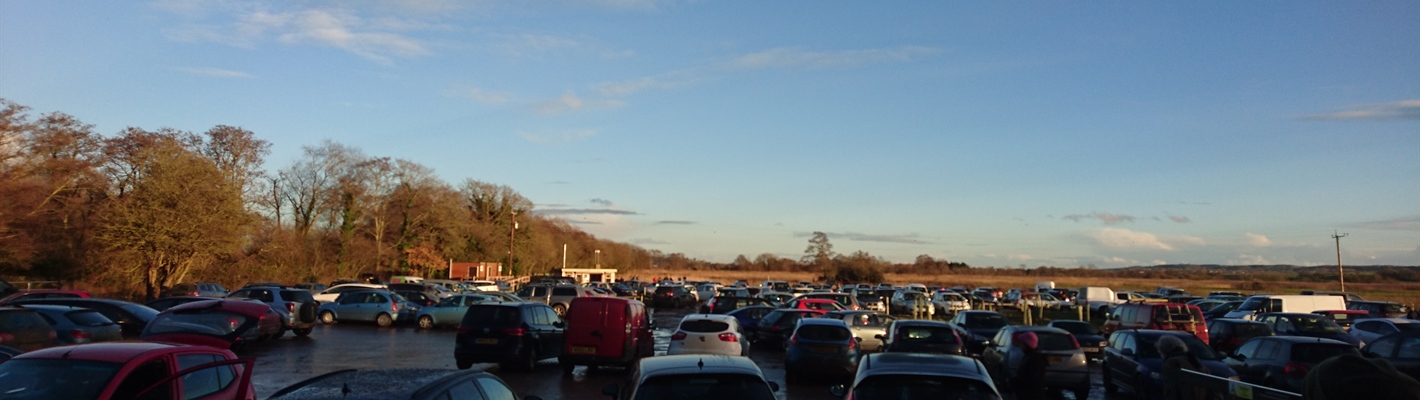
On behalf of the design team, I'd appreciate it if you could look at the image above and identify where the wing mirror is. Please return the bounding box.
[874,334,885,340]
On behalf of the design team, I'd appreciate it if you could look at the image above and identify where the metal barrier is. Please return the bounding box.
[1178,368,1302,400]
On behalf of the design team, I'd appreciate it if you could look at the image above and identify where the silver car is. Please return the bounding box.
[822,310,896,352]
[980,325,1090,399]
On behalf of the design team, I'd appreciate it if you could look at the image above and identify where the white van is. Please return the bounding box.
[1035,281,1056,292]
[1076,286,1119,314]
[1224,295,1347,320]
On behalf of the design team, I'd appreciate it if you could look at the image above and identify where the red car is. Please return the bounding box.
[0,341,255,399]
[784,298,845,315]
[0,289,92,305]
[142,299,284,350]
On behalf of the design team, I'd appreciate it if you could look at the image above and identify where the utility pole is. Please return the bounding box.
[1333,230,1348,292]
[509,211,518,277]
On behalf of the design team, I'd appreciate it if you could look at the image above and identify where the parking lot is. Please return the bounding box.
[244,306,1114,400]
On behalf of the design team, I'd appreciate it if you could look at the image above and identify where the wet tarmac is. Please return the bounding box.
[244,307,1117,400]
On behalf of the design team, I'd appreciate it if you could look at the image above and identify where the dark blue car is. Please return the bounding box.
[784,318,860,383]
[726,306,775,337]
[1103,330,1238,398]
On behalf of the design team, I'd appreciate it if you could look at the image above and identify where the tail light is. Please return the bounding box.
[1068,335,1081,349]
[187,291,200,297]
[0,332,14,344]
[788,334,799,345]
[847,337,858,349]
[286,302,297,314]
[391,301,399,312]
[718,332,738,342]
[671,332,687,341]
[1283,361,1309,377]
[503,327,526,336]
[70,329,91,342]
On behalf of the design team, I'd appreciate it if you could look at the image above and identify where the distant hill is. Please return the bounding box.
[1122,264,1420,274]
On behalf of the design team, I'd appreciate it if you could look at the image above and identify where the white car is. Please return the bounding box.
[313,283,385,303]
[467,280,500,292]
[932,291,971,314]
[667,314,750,356]
[1350,318,1420,345]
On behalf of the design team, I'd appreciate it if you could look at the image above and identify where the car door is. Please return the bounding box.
[1115,333,1142,390]
[542,306,565,357]
[1229,339,1266,383]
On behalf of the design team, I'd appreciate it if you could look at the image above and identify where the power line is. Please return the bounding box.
[1332,231,1348,292]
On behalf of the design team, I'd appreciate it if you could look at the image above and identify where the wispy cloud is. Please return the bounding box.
[178,67,253,78]
[728,46,938,69]
[533,92,623,115]
[589,198,613,206]
[536,208,639,216]
[1344,216,1420,231]
[1063,211,1136,225]
[161,6,429,64]
[1167,215,1192,223]
[657,220,695,225]
[498,33,582,57]
[567,220,603,225]
[1245,233,1272,247]
[517,129,598,145]
[1299,99,1420,120]
[1087,228,1196,251]
[631,238,670,245]
[1007,254,1033,261]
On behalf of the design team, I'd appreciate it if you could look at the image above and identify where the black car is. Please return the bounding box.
[754,309,819,346]
[1047,320,1109,360]
[269,368,544,400]
[1254,312,1360,347]
[1206,318,1274,356]
[1203,300,1243,321]
[1359,331,1420,382]
[454,302,565,371]
[878,320,963,355]
[1349,301,1412,319]
[1226,336,1360,393]
[9,298,158,339]
[649,286,696,309]
[699,296,774,314]
[948,310,1009,356]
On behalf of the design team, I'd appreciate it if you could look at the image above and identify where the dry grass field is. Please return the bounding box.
[643,269,1420,308]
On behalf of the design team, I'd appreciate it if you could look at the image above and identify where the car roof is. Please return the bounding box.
[11,304,90,313]
[1003,325,1070,335]
[269,369,497,400]
[1359,318,1418,324]
[1212,318,1267,324]
[164,299,270,314]
[892,319,953,328]
[636,355,764,378]
[858,353,987,376]
[1256,336,1353,345]
[17,341,217,364]
[681,314,738,322]
[796,318,849,328]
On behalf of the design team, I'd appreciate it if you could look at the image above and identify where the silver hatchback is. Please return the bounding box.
[980,325,1090,399]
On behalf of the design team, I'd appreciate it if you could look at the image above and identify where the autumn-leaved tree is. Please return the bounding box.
[98,132,249,300]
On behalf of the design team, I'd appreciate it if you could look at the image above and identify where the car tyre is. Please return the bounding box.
[293,327,313,337]
[274,328,287,338]
[552,304,567,317]
[418,315,435,329]
[1102,363,1117,393]
[560,358,575,375]
[1074,385,1090,399]
[519,347,539,372]
[457,358,473,370]
[376,313,394,327]
[320,311,337,324]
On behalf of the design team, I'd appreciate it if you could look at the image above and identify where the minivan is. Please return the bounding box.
[1224,295,1347,321]
[1102,301,1209,343]
[516,284,595,316]
[559,297,654,373]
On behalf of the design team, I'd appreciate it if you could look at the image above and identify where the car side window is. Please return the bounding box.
[1235,339,1262,358]
[543,307,561,325]
[524,307,545,326]
[1366,337,1397,357]
[1121,334,1136,354]
[1379,323,1399,334]
[176,353,235,400]
[441,379,486,400]
[1255,340,1281,361]
[533,287,549,297]
[1355,321,1378,334]
[113,359,173,400]
[477,377,518,400]
[1399,337,1420,359]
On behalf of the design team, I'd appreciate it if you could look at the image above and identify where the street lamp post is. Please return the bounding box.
[509,211,517,276]
[595,250,601,269]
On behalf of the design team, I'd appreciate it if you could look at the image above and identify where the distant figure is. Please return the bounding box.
[1157,335,1207,400]
[1303,354,1420,400]
[1011,331,1048,400]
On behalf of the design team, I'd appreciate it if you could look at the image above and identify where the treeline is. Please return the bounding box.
[0,99,651,299]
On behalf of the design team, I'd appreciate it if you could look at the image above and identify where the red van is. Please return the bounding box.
[559,296,654,373]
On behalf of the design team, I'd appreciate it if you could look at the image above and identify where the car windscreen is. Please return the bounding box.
[0,359,121,399]
[965,313,1007,329]
[1036,332,1078,350]
[63,310,115,327]
[463,306,521,326]
[633,373,774,400]
[797,325,851,341]
[1138,335,1221,360]
[896,326,956,344]
[147,310,251,336]
[1236,297,1266,312]
[1292,343,1360,363]
[853,374,998,400]
[1052,322,1096,336]
[1292,316,1346,334]
[679,319,730,333]
[280,290,315,302]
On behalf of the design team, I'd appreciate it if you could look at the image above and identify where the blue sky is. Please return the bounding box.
[3,1,1417,268]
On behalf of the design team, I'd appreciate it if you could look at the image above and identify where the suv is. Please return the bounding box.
[1348,301,1411,319]
[454,302,564,371]
[516,284,594,316]
[225,286,318,337]
[1102,301,1208,343]
[0,306,57,351]
[649,285,696,309]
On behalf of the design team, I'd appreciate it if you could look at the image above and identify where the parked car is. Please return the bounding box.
[454,302,565,371]
[600,354,778,400]
[293,282,328,292]
[159,282,229,298]
[784,298,846,314]
[0,278,15,298]
[667,314,749,356]
[798,292,862,311]
[1358,331,1420,382]
[699,296,773,314]
[318,290,418,327]
[9,298,158,339]
[1313,309,1370,331]
[1047,319,1108,360]
[1102,301,1209,343]
[146,296,217,312]
[878,319,963,355]
[142,299,284,349]
[477,291,524,302]
[1206,318,1275,356]
[889,290,933,316]
[226,286,319,337]
[1255,312,1361,347]
[0,341,255,399]
[1225,335,1360,393]
[313,283,386,303]
[390,282,455,301]
[0,306,57,351]
[0,289,92,305]
[23,304,122,345]
[1349,301,1412,319]
[757,291,796,307]
[981,325,1090,399]
[560,296,654,373]
[516,284,596,316]
[648,285,697,309]
[1203,300,1244,321]
[1226,295,1347,320]
[1350,318,1420,345]
[754,309,821,347]
[949,310,1011,356]
[784,318,861,383]
[726,305,776,337]
[1012,292,1068,310]
[1102,330,1237,398]
[415,293,499,329]
[269,368,544,400]
[822,310,896,352]
[931,291,971,315]
[828,353,1001,400]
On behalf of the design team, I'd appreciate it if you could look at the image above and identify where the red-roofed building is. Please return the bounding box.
[448,261,503,281]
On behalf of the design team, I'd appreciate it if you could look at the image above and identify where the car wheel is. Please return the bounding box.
[1073,385,1090,399]
[560,358,575,375]
[519,347,539,372]
[376,313,393,327]
[274,328,287,338]
[784,368,797,384]
[320,311,337,324]
[293,327,313,337]
[457,358,473,370]
[1102,363,1117,393]
[418,315,435,329]
[552,304,567,317]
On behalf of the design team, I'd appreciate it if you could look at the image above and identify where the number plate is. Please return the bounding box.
[475,338,498,345]
[811,346,837,354]
[572,346,597,354]
[1049,355,1066,363]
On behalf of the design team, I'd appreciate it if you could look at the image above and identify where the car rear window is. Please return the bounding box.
[798,325,851,341]
[281,290,315,302]
[680,319,731,333]
[633,373,774,400]
[965,313,1007,329]
[64,310,114,327]
[1292,343,1360,363]
[0,359,121,399]
[552,287,578,296]
[0,310,49,329]
[463,306,521,326]
[1036,332,1078,350]
[1052,322,1096,336]
[897,326,956,343]
[1138,335,1221,360]
[147,310,251,335]
[1233,323,1273,336]
[853,374,997,400]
